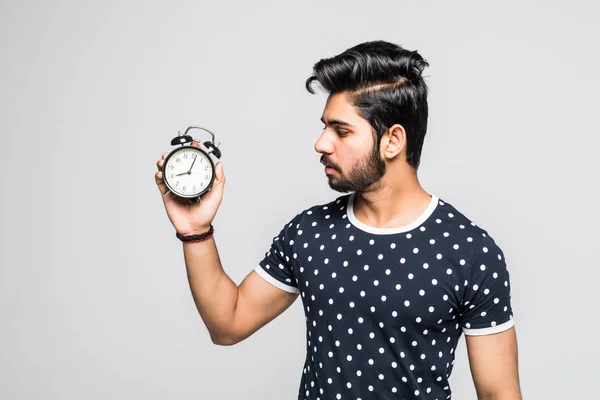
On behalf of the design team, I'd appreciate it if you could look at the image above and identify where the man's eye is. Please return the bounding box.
[337,130,349,137]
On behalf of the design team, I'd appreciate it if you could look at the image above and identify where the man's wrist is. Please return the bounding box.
[176,225,214,243]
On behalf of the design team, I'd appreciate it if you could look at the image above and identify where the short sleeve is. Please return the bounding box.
[253,216,301,294]
[459,234,514,336]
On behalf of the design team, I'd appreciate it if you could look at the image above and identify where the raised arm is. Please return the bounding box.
[155,149,297,346]
[182,238,298,345]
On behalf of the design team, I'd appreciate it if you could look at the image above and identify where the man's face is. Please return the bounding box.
[315,92,386,193]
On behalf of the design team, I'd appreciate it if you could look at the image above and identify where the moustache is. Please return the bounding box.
[320,155,340,170]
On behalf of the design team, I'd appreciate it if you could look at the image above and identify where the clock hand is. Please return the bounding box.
[187,156,197,173]
[175,171,188,176]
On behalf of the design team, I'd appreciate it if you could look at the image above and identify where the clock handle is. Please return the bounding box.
[183,126,217,145]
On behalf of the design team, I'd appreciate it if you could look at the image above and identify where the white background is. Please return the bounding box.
[1,1,598,398]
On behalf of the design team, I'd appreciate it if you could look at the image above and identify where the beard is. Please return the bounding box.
[322,143,386,193]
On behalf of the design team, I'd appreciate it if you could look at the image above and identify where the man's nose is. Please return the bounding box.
[314,130,333,154]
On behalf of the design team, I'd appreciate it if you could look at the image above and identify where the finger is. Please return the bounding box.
[155,171,168,194]
[162,152,169,160]
[157,158,165,171]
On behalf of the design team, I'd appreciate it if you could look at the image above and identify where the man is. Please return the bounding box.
[155,41,522,399]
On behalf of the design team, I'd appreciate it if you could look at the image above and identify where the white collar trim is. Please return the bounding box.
[346,192,439,235]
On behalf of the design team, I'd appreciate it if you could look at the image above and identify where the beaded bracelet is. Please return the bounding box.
[176,225,214,243]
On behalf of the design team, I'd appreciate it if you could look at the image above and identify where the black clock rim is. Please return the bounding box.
[161,145,216,199]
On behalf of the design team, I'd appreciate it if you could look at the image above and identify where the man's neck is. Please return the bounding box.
[352,170,432,229]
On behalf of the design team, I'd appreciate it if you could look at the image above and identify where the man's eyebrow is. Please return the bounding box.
[320,117,355,127]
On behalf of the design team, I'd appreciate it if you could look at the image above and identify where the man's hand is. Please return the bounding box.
[155,142,226,236]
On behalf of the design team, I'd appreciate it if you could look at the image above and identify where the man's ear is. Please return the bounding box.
[380,124,407,160]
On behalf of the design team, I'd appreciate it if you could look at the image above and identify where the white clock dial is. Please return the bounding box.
[163,147,214,197]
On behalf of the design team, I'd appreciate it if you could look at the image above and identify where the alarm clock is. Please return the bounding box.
[162,125,222,203]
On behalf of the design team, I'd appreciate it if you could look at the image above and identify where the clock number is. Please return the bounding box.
[192,154,197,159]
[183,186,187,192]
[169,165,174,170]
[176,157,181,163]
[175,181,179,186]
[170,173,174,179]
[204,174,209,179]
[183,153,189,159]
[193,186,196,192]
[204,165,209,170]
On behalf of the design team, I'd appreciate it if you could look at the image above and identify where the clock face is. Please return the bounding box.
[163,146,215,198]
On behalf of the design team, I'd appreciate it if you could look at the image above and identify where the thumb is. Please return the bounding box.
[213,162,225,187]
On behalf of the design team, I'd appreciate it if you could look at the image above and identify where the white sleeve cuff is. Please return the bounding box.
[463,318,515,336]
[254,266,299,294]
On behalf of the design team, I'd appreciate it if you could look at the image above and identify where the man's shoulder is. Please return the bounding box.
[284,194,351,229]
[433,196,498,245]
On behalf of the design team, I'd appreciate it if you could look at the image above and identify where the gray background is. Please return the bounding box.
[1,0,598,398]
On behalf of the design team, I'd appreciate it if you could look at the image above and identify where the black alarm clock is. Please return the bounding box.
[162,126,222,203]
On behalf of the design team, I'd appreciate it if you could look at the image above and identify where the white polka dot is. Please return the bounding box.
[404,300,411,307]
[357,249,362,255]
[419,289,425,296]
[369,239,375,245]
[423,263,429,269]
[374,280,379,286]
[406,233,412,239]
[437,253,443,260]
[400,258,406,264]
[378,254,383,260]
[413,248,419,254]
[480,264,486,271]
[408,273,414,279]
[432,279,438,285]
[429,306,435,312]
[395,284,401,290]
[364,265,369,271]
[446,268,452,275]
[381,295,387,302]
[390,243,396,249]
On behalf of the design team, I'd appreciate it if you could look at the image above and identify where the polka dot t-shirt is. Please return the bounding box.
[254,193,514,400]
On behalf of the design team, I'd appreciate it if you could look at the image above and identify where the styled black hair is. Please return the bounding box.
[306,40,429,169]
